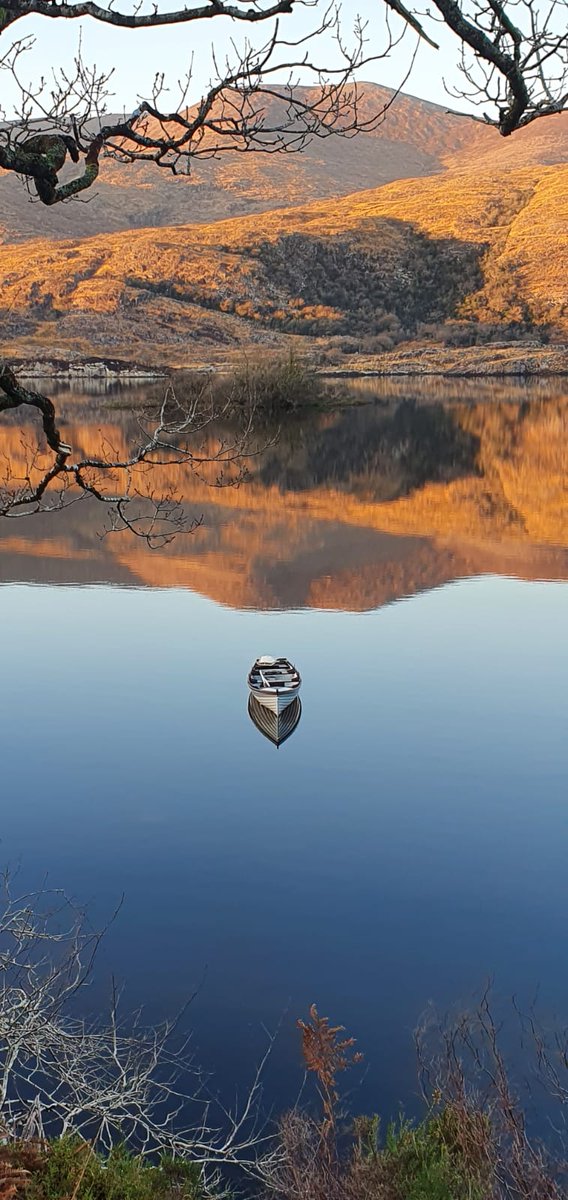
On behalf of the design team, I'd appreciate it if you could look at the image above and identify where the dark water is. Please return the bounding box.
[0,378,567,1121]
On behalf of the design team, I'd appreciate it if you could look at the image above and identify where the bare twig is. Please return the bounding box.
[0,872,276,1187]
[0,365,264,544]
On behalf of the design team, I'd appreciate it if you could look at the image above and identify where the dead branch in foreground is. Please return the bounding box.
[0,13,398,205]
[261,994,568,1200]
[0,872,275,1192]
[0,364,266,544]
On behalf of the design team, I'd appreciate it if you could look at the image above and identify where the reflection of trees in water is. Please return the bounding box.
[0,374,257,545]
[253,393,568,516]
[257,401,478,501]
[0,388,566,607]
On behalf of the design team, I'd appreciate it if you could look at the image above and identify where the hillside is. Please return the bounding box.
[1,85,567,244]
[1,162,567,365]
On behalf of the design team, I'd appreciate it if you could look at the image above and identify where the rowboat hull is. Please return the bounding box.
[248,684,301,715]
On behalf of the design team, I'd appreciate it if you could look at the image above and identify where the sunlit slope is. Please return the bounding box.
[447,110,568,172]
[1,163,567,361]
[0,86,496,243]
[1,87,566,244]
[0,394,566,607]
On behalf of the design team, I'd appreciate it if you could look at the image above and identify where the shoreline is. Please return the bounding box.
[7,357,172,382]
[6,341,568,382]
[318,341,568,379]
[321,366,568,378]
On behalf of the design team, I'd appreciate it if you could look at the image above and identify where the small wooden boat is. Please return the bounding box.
[248,694,302,748]
[247,655,301,715]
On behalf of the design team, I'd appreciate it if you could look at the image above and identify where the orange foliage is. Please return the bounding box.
[298,1005,363,1158]
[298,1004,363,1092]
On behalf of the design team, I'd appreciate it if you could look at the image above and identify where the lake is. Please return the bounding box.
[0,375,566,1125]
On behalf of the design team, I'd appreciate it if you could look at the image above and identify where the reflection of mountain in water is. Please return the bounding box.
[0,383,566,610]
[258,400,479,501]
[248,695,302,747]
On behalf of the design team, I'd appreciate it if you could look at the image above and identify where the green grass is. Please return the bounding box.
[380,1115,488,1200]
[3,1138,206,1200]
[346,1106,492,1200]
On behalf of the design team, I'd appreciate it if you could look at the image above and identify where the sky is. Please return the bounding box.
[1,0,476,120]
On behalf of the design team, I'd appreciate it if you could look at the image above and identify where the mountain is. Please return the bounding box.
[1,84,567,244]
[1,160,567,364]
[1,85,567,364]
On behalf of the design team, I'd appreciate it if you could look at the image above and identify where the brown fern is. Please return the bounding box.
[0,1141,47,1200]
[0,1167,31,1200]
[297,1004,363,1163]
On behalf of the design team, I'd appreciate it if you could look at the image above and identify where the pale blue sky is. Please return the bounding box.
[2,0,474,118]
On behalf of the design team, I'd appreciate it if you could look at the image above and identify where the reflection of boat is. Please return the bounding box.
[247,656,301,715]
[248,694,302,748]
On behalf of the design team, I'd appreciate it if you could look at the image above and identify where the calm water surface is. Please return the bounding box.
[0,378,566,1118]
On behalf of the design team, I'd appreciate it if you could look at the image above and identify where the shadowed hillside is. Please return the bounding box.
[1,162,567,364]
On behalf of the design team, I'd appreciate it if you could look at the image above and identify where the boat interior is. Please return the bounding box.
[249,658,300,690]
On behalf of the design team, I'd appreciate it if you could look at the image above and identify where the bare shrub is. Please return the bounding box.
[262,996,568,1200]
[228,355,324,415]
[416,987,568,1199]
[0,874,272,1193]
[170,355,325,418]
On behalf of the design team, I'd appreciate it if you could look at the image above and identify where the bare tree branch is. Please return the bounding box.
[0,9,401,203]
[382,0,568,134]
[0,872,277,1185]
[0,363,267,544]
[1,0,300,34]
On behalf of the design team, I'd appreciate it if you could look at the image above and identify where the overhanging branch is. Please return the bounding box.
[1,0,297,30]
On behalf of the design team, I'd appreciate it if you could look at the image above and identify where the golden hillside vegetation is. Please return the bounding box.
[1,162,567,364]
[1,85,566,245]
[0,85,532,244]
